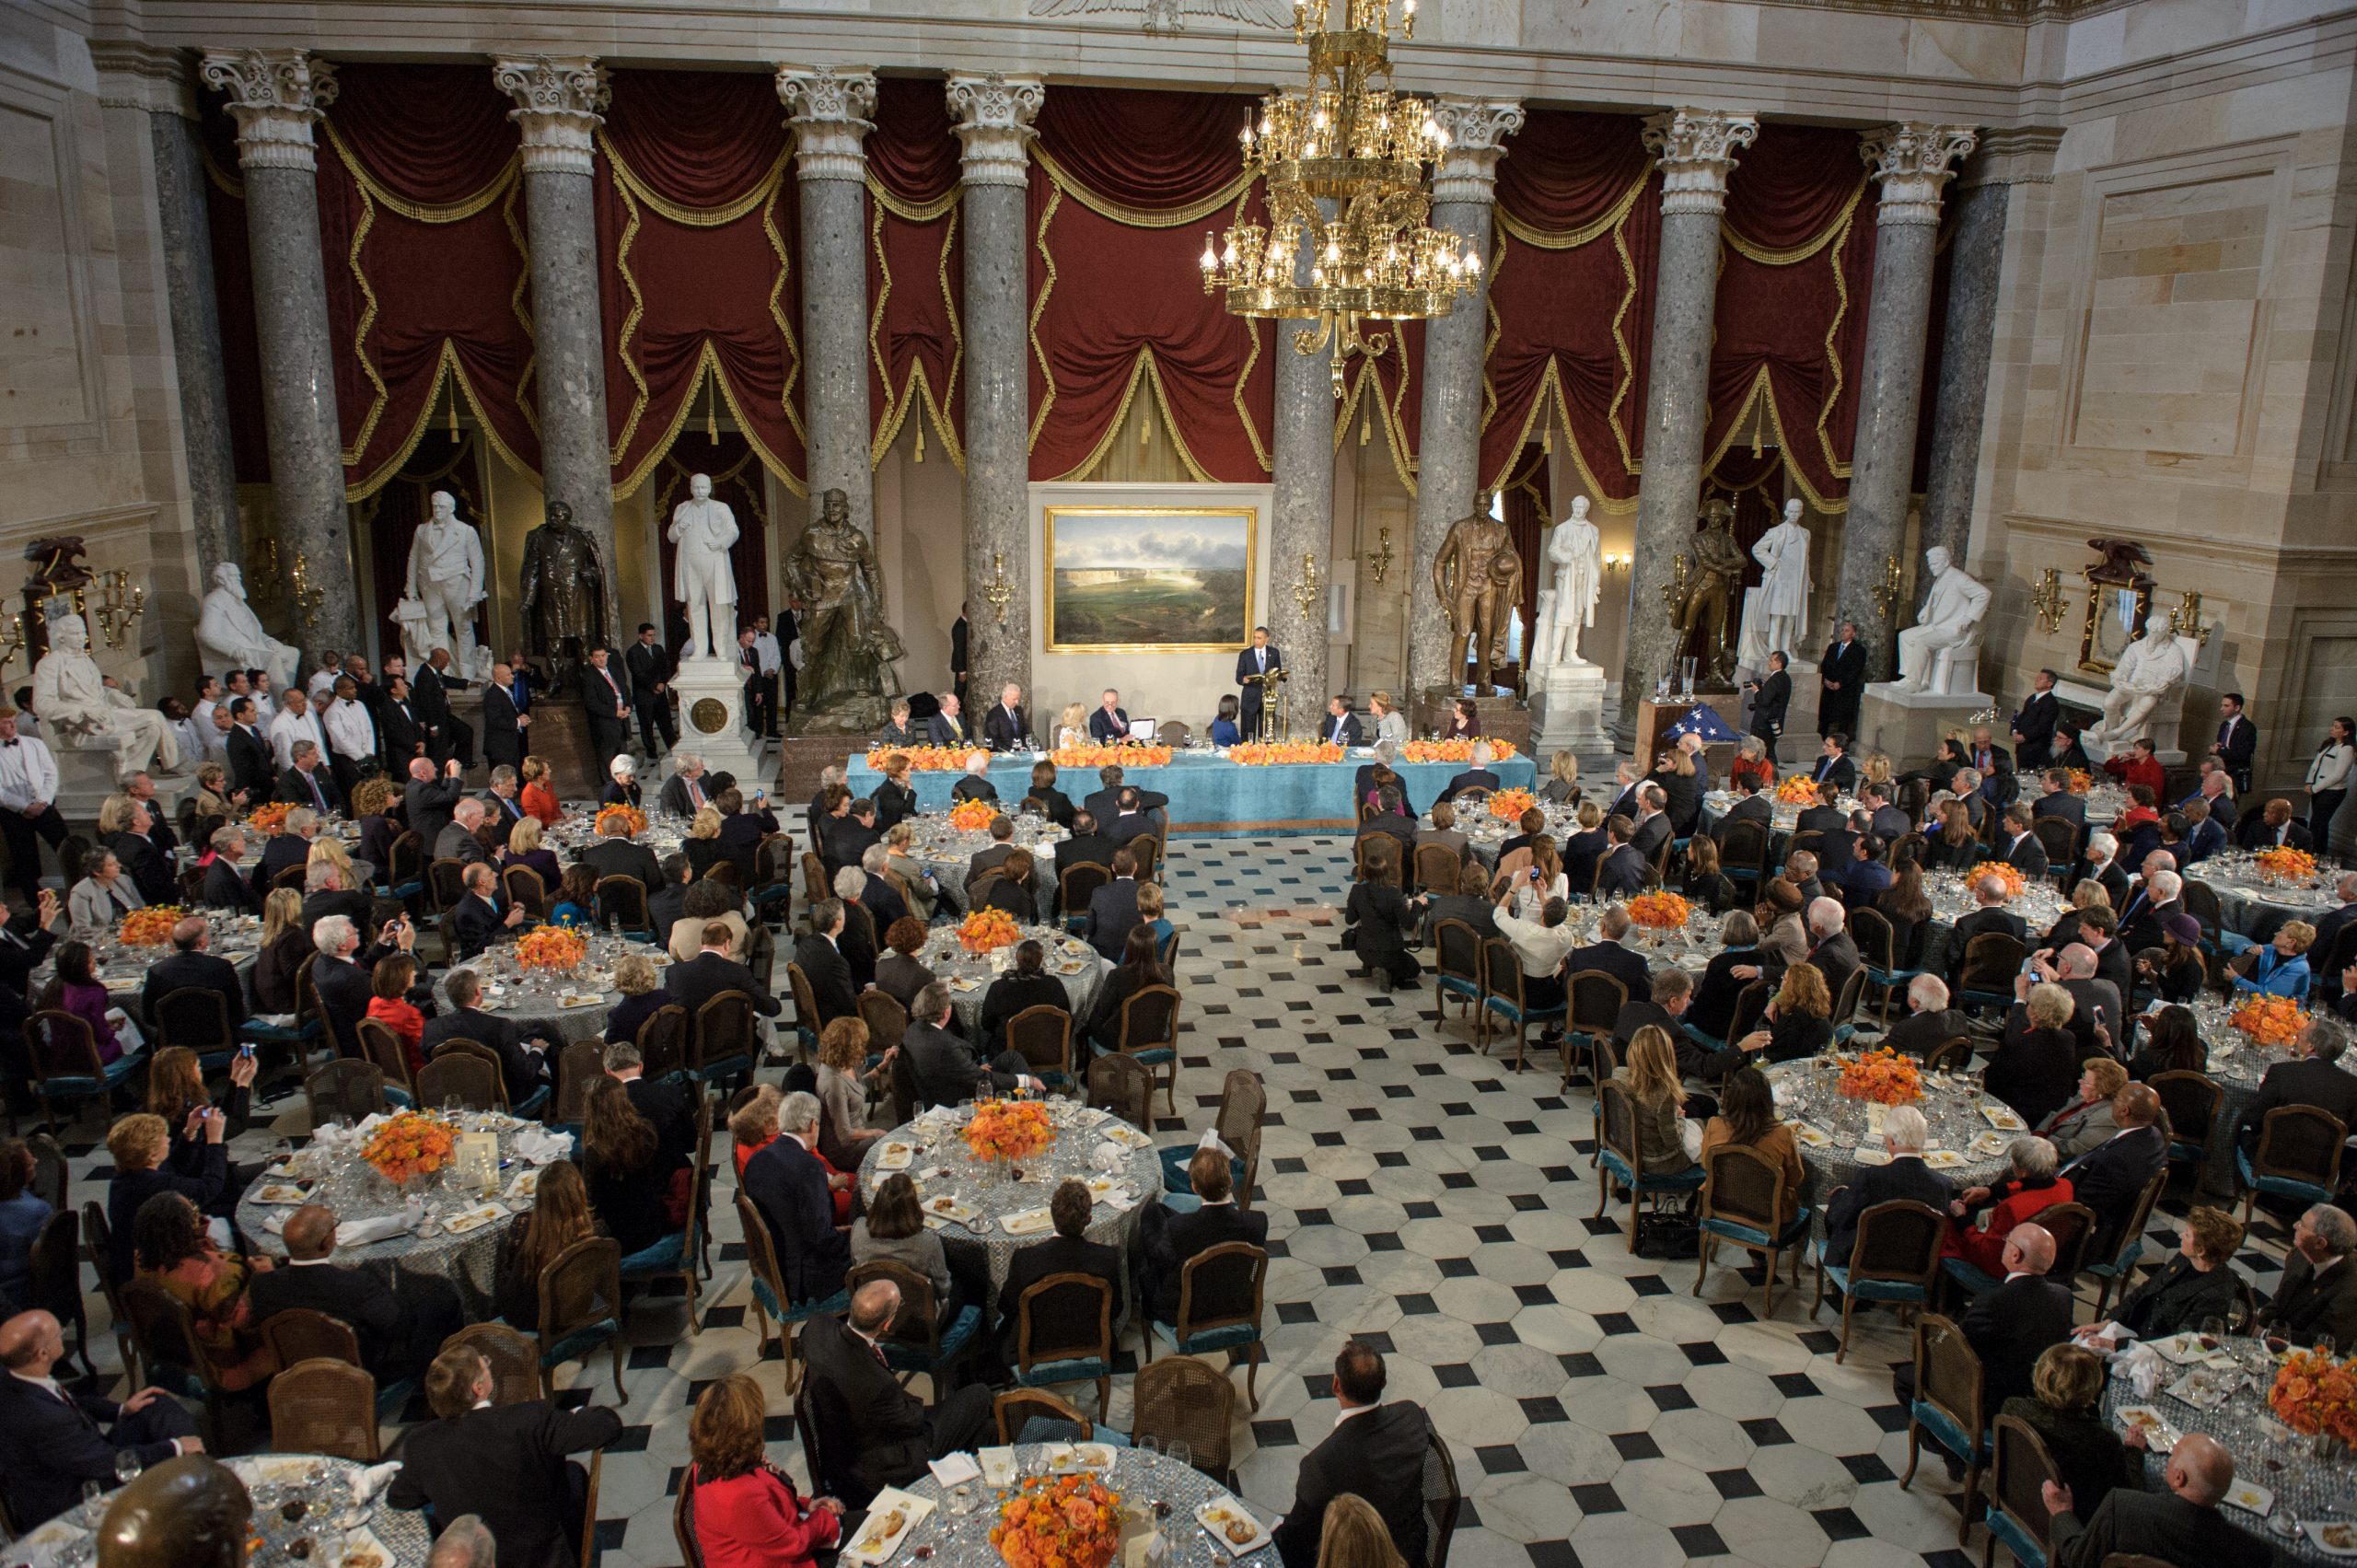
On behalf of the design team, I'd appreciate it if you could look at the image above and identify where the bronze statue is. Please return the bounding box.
[1430,499,1525,691]
[781,487,905,734]
[518,501,610,682]
[98,1454,251,1568]
[1671,498,1748,681]
[24,537,93,595]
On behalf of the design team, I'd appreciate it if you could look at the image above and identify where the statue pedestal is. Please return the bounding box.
[1529,661,1610,755]
[1857,682,1995,765]
[668,658,769,784]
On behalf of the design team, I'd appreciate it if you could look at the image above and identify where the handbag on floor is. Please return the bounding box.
[1633,1193,1701,1260]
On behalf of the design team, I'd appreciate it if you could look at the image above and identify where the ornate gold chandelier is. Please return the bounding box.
[1199,0,1481,395]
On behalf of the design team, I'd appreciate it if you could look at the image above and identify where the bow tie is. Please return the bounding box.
[0,741,17,749]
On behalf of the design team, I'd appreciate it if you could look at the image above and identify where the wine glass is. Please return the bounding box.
[1164,1438,1191,1473]
[114,1449,144,1487]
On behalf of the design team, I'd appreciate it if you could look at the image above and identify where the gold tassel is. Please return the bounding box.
[447,382,459,439]
[1140,403,1151,447]
[704,371,718,441]
[1541,422,1551,456]
[914,420,925,464]
[1359,406,1370,447]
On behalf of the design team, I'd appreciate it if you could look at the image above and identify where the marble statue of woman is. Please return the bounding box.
[34,612,181,780]
[2085,610,2192,746]
[403,490,485,676]
[668,473,741,661]
[1536,497,1601,669]
[1749,499,1812,659]
[194,563,300,691]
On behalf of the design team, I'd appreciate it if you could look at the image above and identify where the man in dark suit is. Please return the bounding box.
[198,826,262,912]
[1881,975,1971,1059]
[2032,770,2086,831]
[1629,784,1673,864]
[1794,784,1849,839]
[2044,1431,2270,1568]
[2258,1204,2357,1353]
[0,1308,202,1527]
[2212,692,2258,793]
[580,816,663,895]
[254,812,316,892]
[2078,832,2131,910]
[104,801,177,907]
[648,854,693,947]
[1086,690,1132,744]
[1080,766,1169,827]
[1436,752,1504,805]
[623,623,677,757]
[1894,1222,2073,1411]
[1611,968,1692,1048]
[1830,832,1894,907]
[297,864,372,935]
[1817,627,1865,739]
[1747,650,1794,761]
[2235,796,2314,852]
[435,797,492,867]
[2307,872,2357,993]
[226,697,274,800]
[309,912,416,1056]
[1084,851,1143,958]
[605,1040,694,1173]
[1713,775,1775,843]
[274,740,342,817]
[734,628,771,740]
[818,798,882,878]
[389,1342,622,1568]
[1945,875,2030,983]
[965,816,1020,889]
[2058,1084,2167,1254]
[668,923,784,1018]
[376,674,426,762]
[1272,1342,1434,1568]
[424,968,551,1108]
[1055,812,1115,887]
[451,862,526,960]
[1594,819,1649,899]
[1569,905,1652,998]
[925,692,969,748]
[741,1092,852,1300]
[801,1280,993,1502]
[1320,696,1364,748]
[1138,1146,1270,1321]
[1236,626,1283,741]
[1822,1105,1953,1268]
[2011,668,2060,771]
[1104,789,1158,847]
[903,984,1038,1105]
[403,755,467,850]
[1804,898,1861,1001]
[481,662,530,772]
[143,914,248,1032]
[2243,1017,2357,1140]
[412,649,474,767]
[1998,805,2050,878]
[982,682,1030,752]
[1967,725,2015,806]
[580,645,633,766]
[248,1202,459,1381]
[793,902,860,1026]
[1805,734,1856,793]
[997,1178,1123,1363]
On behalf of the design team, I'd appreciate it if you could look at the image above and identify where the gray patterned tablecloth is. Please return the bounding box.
[896,1443,1280,1568]
[2100,1337,2356,1565]
[912,927,1109,1039]
[469,930,681,1043]
[546,807,689,861]
[1765,1056,2014,1225]
[5,1454,434,1568]
[79,911,267,1023]
[855,1101,1161,1293]
[2188,854,2342,939]
[902,816,1066,918]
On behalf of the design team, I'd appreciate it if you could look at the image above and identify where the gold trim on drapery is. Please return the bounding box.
[203,149,244,199]
[1223,190,1271,476]
[1031,147,1254,228]
[867,199,967,471]
[1494,168,1650,251]
[502,179,540,439]
[346,341,535,502]
[1712,172,1867,496]
[1699,366,1846,514]
[865,172,958,226]
[654,442,770,529]
[1026,184,1062,451]
[596,131,795,228]
[1719,174,1866,265]
[1049,348,1221,484]
[1333,356,1417,495]
[321,121,517,224]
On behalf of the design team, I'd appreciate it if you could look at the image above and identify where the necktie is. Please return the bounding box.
[307,772,325,812]
[689,780,705,810]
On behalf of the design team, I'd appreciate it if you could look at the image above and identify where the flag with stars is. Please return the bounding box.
[1663,703,1743,744]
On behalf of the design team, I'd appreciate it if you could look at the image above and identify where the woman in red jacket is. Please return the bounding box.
[1944,1134,2073,1277]
[689,1374,842,1568]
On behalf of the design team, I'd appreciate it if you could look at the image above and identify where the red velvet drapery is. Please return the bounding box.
[316,64,540,500]
[1026,87,1272,482]
[1337,319,1422,493]
[652,433,772,637]
[595,70,805,496]
[1481,110,1657,507]
[866,76,964,467]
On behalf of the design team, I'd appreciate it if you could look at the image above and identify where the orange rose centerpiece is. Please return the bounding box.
[2063,769,2096,795]
[2270,1347,2357,1451]
[2255,846,2319,885]
[516,923,589,972]
[2230,994,2307,1049]
[246,802,292,835]
[1401,738,1519,763]
[1964,861,2027,900]
[963,1098,1055,1165]
[863,745,973,772]
[990,1474,1123,1568]
[1774,775,1821,806]
[1837,1048,1923,1106]
[1488,788,1538,823]
[1227,741,1344,765]
[1052,743,1172,769]
[117,905,183,947]
[594,803,649,839]
[948,796,1000,832]
[1627,890,1692,931]
[360,1110,457,1187]
[958,906,1022,954]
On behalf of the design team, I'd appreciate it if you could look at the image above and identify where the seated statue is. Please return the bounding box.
[1893,545,1991,696]
[195,563,299,691]
[2085,610,2193,750]
[32,612,180,781]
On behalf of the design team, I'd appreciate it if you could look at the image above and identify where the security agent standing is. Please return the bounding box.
[1746,651,1794,763]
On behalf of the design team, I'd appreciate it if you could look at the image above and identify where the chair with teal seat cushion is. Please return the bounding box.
[1113,982,1183,1115]
[1157,1067,1267,1209]
[2148,1070,2223,1170]
[620,1135,705,1331]
[1013,1272,1117,1420]
[1430,918,1483,1026]
[151,986,243,1077]
[1810,1196,1945,1364]
[1717,818,1772,896]
[22,1011,144,1131]
[736,1192,845,1394]
[1898,1312,1991,1546]
[1141,1240,1268,1411]
[1563,971,1627,1093]
[849,1258,981,1386]
[1956,932,2028,1014]
[2085,1171,2170,1318]
[1982,1413,2062,1568]
[532,1234,625,1400]
[2236,1105,2346,1226]
[1695,1141,1812,1314]
[1594,1079,1705,1250]
[1477,935,1567,1074]
[786,961,825,1062]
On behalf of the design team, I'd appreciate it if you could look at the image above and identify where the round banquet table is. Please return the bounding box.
[890,1442,1280,1568]
[469,930,679,1043]
[2178,995,2357,1197]
[71,910,267,1023]
[899,815,1066,917]
[238,1109,558,1320]
[544,807,688,861]
[1459,801,1584,869]
[2185,852,2342,940]
[2,1453,432,1568]
[1916,871,2071,979]
[856,1099,1162,1295]
[913,927,1109,1038]
[1763,1055,2016,1230]
[2098,1334,2357,1564]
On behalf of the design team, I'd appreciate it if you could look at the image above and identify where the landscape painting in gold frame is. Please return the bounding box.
[1043,505,1257,653]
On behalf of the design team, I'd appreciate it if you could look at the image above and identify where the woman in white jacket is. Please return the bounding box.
[2306,715,2353,849]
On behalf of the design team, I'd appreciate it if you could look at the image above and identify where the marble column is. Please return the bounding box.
[1406,97,1524,703]
[494,55,621,645]
[1618,109,1759,743]
[199,49,361,656]
[778,66,878,540]
[1268,198,1339,724]
[1832,124,1978,682]
[947,72,1044,709]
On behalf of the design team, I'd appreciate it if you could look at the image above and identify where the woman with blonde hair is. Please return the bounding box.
[501,813,562,889]
[253,886,311,1014]
[1862,751,1896,791]
[683,804,729,880]
[816,1016,886,1168]
[1314,1493,1407,1568]
[95,794,134,837]
[606,952,666,1046]
[145,1044,259,1202]
[1367,691,1410,748]
[306,832,354,886]
[1612,1027,1699,1173]
[191,761,241,830]
[883,821,937,920]
[519,754,562,825]
[689,1373,843,1568]
[1729,960,1833,1065]
[1538,749,1581,805]
[1056,702,1089,751]
[1999,1344,2135,1525]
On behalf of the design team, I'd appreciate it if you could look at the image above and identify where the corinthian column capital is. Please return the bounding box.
[1642,109,1759,217]
[1429,97,1525,205]
[776,65,877,183]
[199,49,337,171]
[946,72,1045,190]
[493,56,610,176]
[1862,123,1980,226]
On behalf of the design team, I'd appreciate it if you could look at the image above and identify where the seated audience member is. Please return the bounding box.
[1988,979,2081,1129]
[1084,927,1170,1060]
[1905,1221,2074,1411]
[2243,1015,2357,1143]
[815,1017,887,1170]
[2038,1056,2130,1160]
[1698,1067,1804,1226]
[1613,969,1692,1052]
[741,1091,853,1302]
[1568,903,1652,999]
[979,939,1070,1053]
[1999,1345,2138,1529]
[996,1178,1121,1365]
[667,878,750,964]
[580,1077,684,1258]
[2044,1430,2270,1568]
[425,967,552,1108]
[801,1277,994,1498]
[2059,1083,2166,1255]
[2230,919,2316,998]
[688,1374,844,1568]
[0,1307,202,1528]
[1687,911,1764,1042]
[852,1171,960,1318]
[908,981,1041,1102]
[1681,836,1739,915]
[365,951,427,1079]
[2080,1206,2247,1344]
[252,889,312,1015]
[1419,800,1469,862]
[103,1111,226,1287]
[1609,1027,1699,1179]
[248,1200,459,1381]
[1944,1135,2073,1279]
[129,1191,275,1390]
[2133,914,2208,1005]
[876,915,935,1012]
[1883,974,1970,1060]
[1695,962,1832,1080]
[2124,1002,2205,1082]
[603,953,669,1050]
[1138,1145,1270,1322]
[1561,801,1609,895]
[391,1342,623,1568]
[41,939,139,1065]
[143,1041,257,1211]
[1271,1341,1435,1568]
[1822,1105,1951,1268]
[2258,1203,2357,1353]
[0,1140,50,1304]
[491,1158,598,1330]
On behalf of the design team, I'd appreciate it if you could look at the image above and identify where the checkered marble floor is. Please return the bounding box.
[42,827,2302,1568]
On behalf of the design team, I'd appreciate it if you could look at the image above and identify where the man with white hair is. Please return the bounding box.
[2258,1203,2357,1353]
[298,857,371,932]
[308,909,415,1055]
[2027,943,2119,1058]
[983,681,1028,753]
[2117,865,2181,954]
[1821,1104,1950,1267]
[1883,974,1969,1059]
[2078,831,2128,908]
[800,1276,995,1497]
[435,796,491,865]
[2044,1430,2268,1568]
[2309,871,2357,994]
[1438,743,1503,804]
[656,751,709,819]
[857,842,911,927]
[1803,896,1860,1001]
[740,1089,851,1302]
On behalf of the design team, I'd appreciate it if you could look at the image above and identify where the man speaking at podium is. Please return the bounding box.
[1235,625,1283,741]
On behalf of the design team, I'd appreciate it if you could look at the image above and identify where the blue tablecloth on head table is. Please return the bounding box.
[842,749,1539,837]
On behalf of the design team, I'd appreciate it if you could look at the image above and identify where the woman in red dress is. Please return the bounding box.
[689,1374,842,1568]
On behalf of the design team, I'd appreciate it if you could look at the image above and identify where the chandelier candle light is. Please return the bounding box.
[1200,0,1482,394]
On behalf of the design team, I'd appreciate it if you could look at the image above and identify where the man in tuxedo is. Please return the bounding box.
[2235,796,2313,852]
[792,900,860,1027]
[452,862,526,959]
[623,623,677,757]
[579,645,633,766]
[801,1279,993,1501]
[1999,804,2050,877]
[1272,1342,1434,1568]
[1138,1146,1270,1321]
[424,968,551,1108]
[1806,733,1856,793]
[1893,1222,2073,1411]
[249,1202,459,1381]
[2032,769,2086,831]
[997,1179,1122,1363]
[414,648,476,768]
[752,612,785,737]
[376,674,426,763]
[1818,625,1865,740]
[1713,774,1775,843]
[198,826,261,912]
[1882,975,1971,1058]
[1437,742,1504,804]
[143,914,248,1033]
[0,1309,202,1527]
[2011,668,2061,770]
[225,696,274,800]
[482,661,530,772]
[1236,625,1282,741]
[2044,1432,2270,1568]
[950,609,970,715]
[2212,691,2258,792]
[983,682,1030,752]
[2059,1083,2166,1254]
[1747,650,1794,761]
[1945,874,2029,984]
[1593,818,1649,899]
[275,739,342,816]
[390,1343,622,1568]
[1822,1106,1952,1268]
[656,752,714,820]
[903,983,1039,1106]
[730,627,769,739]
[1085,850,1143,958]
[926,692,969,748]
[2258,1204,2357,1353]
[2243,1016,2357,1142]
[1087,689,1131,744]
[1569,904,1652,997]
[667,922,784,1019]
[1321,695,1363,748]
[579,810,663,893]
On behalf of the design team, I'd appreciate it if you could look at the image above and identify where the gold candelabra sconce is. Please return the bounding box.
[1659,552,1690,613]
[250,538,284,612]
[0,612,25,681]
[2167,589,2212,647]
[1871,553,1905,624]
[1290,552,1322,624]
[289,552,325,633]
[90,570,145,651]
[2030,568,2068,634]
[981,551,1016,628]
[1364,528,1394,587]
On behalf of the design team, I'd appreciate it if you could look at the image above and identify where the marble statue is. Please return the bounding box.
[34,612,181,780]
[2086,610,2192,746]
[519,501,610,681]
[403,489,485,675]
[1670,500,1749,681]
[98,1454,251,1568]
[782,487,905,730]
[1749,499,1813,657]
[668,472,741,661]
[1534,496,1600,669]
[1431,500,1524,691]
[1893,544,1992,695]
[194,563,299,691]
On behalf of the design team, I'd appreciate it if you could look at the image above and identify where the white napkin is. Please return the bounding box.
[205,1216,233,1250]
[2116,1342,2165,1399]
[354,1461,402,1504]
[1197,1129,1235,1160]
[262,1212,287,1237]
[927,1452,981,1487]
[1090,1143,1129,1174]
[336,1197,424,1249]
[511,1128,575,1166]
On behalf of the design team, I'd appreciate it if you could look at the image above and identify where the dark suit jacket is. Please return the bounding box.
[1751,668,1792,734]
[2235,813,2313,852]
[2034,792,2086,830]
[377,699,424,761]
[1569,940,1651,1000]
[1085,877,1142,958]
[1321,713,1364,747]
[423,1005,545,1107]
[2260,1250,2357,1353]
[656,772,710,820]
[1989,1011,2080,1129]
[388,1400,622,1568]
[997,1232,1123,1357]
[1140,1200,1268,1321]
[2011,691,2059,761]
[1805,932,1862,1002]
[1795,804,1848,837]
[1947,909,2028,975]
[980,971,1071,1051]
[1963,1271,2077,1410]
[199,855,263,913]
[624,640,671,703]
[1883,1007,1971,1059]
[580,664,632,723]
[1822,1156,1951,1268]
[1713,793,1775,844]
[1087,707,1131,743]
[2061,1124,2166,1252]
[1805,752,1857,792]
[1630,812,1673,864]
[666,948,782,1018]
[793,934,858,1024]
[983,703,1030,751]
[310,951,377,1056]
[254,830,312,895]
[2215,715,2258,784]
[742,1135,852,1304]
[2250,1054,2357,1136]
[1272,1401,1436,1568]
[2001,832,2049,877]
[0,1372,192,1526]
[226,724,273,798]
[404,776,466,851]
[482,681,527,768]
[451,890,514,960]
[1594,844,1649,898]
[800,1314,935,1501]
[924,712,969,748]
[904,1019,1020,1106]
[580,837,663,898]
[247,1258,449,1378]
[143,948,248,1033]
[2049,1486,2271,1568]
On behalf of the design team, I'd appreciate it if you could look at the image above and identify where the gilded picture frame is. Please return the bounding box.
[1043,505,1257,653]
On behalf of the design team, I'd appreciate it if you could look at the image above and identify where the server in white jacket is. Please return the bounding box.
[0,707,63,901]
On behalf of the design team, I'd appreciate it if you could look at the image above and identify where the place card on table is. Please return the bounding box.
[927,1451,981,1487]
[443,1202,508,1236]
[979,1446,1018,1487]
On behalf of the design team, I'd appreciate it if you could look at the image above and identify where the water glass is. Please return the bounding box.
[1164,1438,1191,1473]
[114,1449,144,1487]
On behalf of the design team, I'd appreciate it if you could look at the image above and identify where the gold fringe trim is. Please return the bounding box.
[1814,205,1856,482]
[1032,146,1254,229]
[1479,357,1636,515]
[606,180,656,470]
[1495,167,1650,251]
[321,120,517,225]
[867,202,967,471]
[866,171,958,225]
[502,179,541,441]
[1606,215,1641,474]
[615,346,807,499]
[339,176,390,471]
[597,130,793,228]
[1333,357,1416,495]
[1026,184,1062,451]
[1050,348,1215,483]
[1227,192,1271,475]
[655,441,769,528]
[344,342,535,501]
[761,178,807,453]
[1697,366,1846,515]
[1720,173,1867,266]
